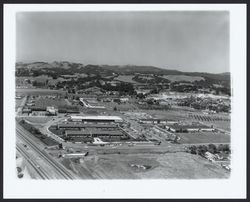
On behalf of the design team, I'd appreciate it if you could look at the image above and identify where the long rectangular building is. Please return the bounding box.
[58,123,118,129]
[69,115,123,123]
[65,129,124,137]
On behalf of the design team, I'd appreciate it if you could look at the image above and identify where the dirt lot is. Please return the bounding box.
[61,152,229,179]
[177,132,230,144]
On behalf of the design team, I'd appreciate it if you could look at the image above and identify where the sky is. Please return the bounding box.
[16,11,229,73]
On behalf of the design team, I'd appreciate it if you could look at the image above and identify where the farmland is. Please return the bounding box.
[188,113,230,131]
[162,75,204,82]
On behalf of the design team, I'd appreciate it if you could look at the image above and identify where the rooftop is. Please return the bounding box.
[65,130,124,136]
[58,123,118,128]
[70,115,123,121]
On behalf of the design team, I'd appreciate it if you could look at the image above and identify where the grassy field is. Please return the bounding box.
[146,109,190,121]
[177,132,230,144]
[61,152,229,179]
[162,75,204,82]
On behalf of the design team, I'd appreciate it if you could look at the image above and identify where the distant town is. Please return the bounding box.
[16,61,231,179]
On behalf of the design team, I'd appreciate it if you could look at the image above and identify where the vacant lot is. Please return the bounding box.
[61,152,229,179]
[162,75,204,82]
[177,132,230,144]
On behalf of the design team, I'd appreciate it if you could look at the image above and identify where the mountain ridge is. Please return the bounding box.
[16,61,230,75]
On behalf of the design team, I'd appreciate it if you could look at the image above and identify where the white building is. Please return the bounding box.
[69,115,123,123]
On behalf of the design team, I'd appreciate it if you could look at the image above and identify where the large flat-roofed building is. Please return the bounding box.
[65,129,124,137]
[69,115,123,123]
[58,123,118,129]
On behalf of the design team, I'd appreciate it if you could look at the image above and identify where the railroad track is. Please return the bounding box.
[16,144,50,179]
[16,125,75,180]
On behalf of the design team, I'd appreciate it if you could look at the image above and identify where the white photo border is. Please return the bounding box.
[3,4,247,199]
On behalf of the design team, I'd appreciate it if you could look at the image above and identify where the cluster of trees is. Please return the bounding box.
[170,81,198,92]
[188,144,230,156]
[19,120,42,136]
[132,75,170,84]
[16,68,30,77]
[138,98,171,110]
[177,97,231,113]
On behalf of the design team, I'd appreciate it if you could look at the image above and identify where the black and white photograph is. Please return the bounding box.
[3,4,246,199]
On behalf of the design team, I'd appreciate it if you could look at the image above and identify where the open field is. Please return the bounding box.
[114,75,139,84]
[34,97,67,108]
[24,117,53,124]
[162,75,204,82]
[102,101,138,111]
[60,152,229,179]
[16,88,66,96]
[146,109,190,121]
[177,132,230,144]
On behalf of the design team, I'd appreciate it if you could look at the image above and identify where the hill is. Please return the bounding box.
[15,61,230,85]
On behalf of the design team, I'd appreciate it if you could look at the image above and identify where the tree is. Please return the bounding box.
[147,99,154,105]
[137,93,146,99]
[113,106,117,111]
[197,145,208,156]
[208,144,217,154]
[189,145,197,154]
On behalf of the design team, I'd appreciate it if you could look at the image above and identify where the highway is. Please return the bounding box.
[16,123,76,180]
[16,143,50,179]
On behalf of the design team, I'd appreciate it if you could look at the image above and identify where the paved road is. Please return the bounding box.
[16,123,76,179]
[16,143,50,179]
